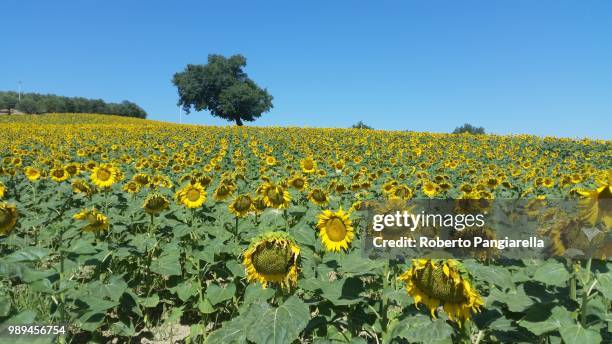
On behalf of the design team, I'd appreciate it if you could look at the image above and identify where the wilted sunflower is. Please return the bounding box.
[300,157,317,174]
[0,203,18,235]
[50,166,69,182]
[308,188,329,207]
[259,182,291,209]
[578,171,611,228]
[398,259,483,324]
[316,208,355,252]
[73,208,109,233]
[252,196,268,214]
[143,193,170,215]
[90,164,120,188]
[176,183,206,208]
[24,166,42,181]
[243,231,300,290]
[229,194,253,217]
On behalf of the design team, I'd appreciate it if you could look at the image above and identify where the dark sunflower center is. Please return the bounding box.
[252,243,293,275]
[54,170,65,178]
[148,197,166,210]
[326,218,347,242]
[217,185,229,196]
[303,160,314,170]
[292,179,304,188]
[0,210,7,224]
[97,169,111,181]
[414,264,467,303]
[234,197,252,211]
[312,190,326,202]
[186,189,201,202]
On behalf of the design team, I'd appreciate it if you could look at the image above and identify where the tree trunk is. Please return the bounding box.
[235,117,243,126]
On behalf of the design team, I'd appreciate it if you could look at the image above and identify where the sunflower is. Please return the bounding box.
[143,193,170,215]
[577,171,612,228]
[288,175,308,190]
[213,183,234,202]
[50,166,69,182]
[422,181,439,198]
[252,196,268,214]
[0,182,5,199]
[176,183,207,208]
[133,173,152,186]
[398,259,483,324]
[243,231,300,290]
[265,156,277,166]
[308,188,329,207]
[316,208,355,252]
[24,166,42,181]
[73,208,109,233]
[123,180,141,193]
[300,157,317,174]
[0,203,18,235]
[259,182,291,209]
[229,194,253,217]
[71,179,92,195]
[90,164,119,188]
[65,163,80,176]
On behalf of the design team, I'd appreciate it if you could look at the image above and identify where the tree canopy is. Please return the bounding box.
[452,123,485,135]
[172,54,273,126]
[351,121,373,129]
[0,91,147,118]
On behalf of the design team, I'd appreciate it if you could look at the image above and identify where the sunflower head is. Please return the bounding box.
[73,208,109,233]
[72,179,93,195]
[300,157,317,173]
[0,203,18,235]
[308,188,329,207]
[176,183,207,208]
[288,175,308,190]
[123,180,142,193]
[398,259,483,325]
[577,176,612,228]
[243,231,300,290]
[50,166,69,182]
[213,183,234,202]
[261,182,291,209]
[229,194,253,217]
[24,166,42,181]
[91,164,120,188]
[316,208,355,252]
[143,193,170,215]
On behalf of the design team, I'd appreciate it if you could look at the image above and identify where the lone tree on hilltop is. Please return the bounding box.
[172,54,273,126]
[453,123,485,135]
[351,121,373,129]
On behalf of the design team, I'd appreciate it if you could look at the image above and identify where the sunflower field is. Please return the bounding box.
[0,113,611,344]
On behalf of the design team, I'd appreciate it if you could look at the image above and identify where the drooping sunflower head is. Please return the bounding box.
[122,180,142,194]
[316,208,355,252]
[73,208,109,233]
[398,259,483,324]
[90,164,119,188]
[143,193,170,215]
[229,194,253,217]
[308,188,329,207]
[578,174,612,228]
[0,203,18,235]
[243,231,300,290]
[133,173,152,187]
[176,183,206,209]
[252,196,268,214]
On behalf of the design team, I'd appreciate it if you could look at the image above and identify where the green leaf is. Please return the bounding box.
[149,244,182,276]
[4,247,50,262]
[385,315,453,344]
[518,305,573,336]
[559,324,602,344]
[175,281,198,302]
[533,260,569,287]
[206,283,236,306]
[198,298,215,314]
[246,296,310,344]
[319,277,364,306]
[462,261,513,290]
[489,285,533,312]
[140,294,159,308]
[595,272,612,299]
[243,283,275,305]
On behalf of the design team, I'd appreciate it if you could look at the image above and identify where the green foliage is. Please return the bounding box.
[452,123,485,134]
[0,91,147,118]
[172,54,273,125]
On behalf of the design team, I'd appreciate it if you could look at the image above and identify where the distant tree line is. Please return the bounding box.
[0,91,147,118]
[351,121,373,129]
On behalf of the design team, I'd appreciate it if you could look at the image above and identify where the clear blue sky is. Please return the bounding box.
[2,0,611,139]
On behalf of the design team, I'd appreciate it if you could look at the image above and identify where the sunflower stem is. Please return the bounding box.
[567,258,577,301]
[579,256,593,327]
